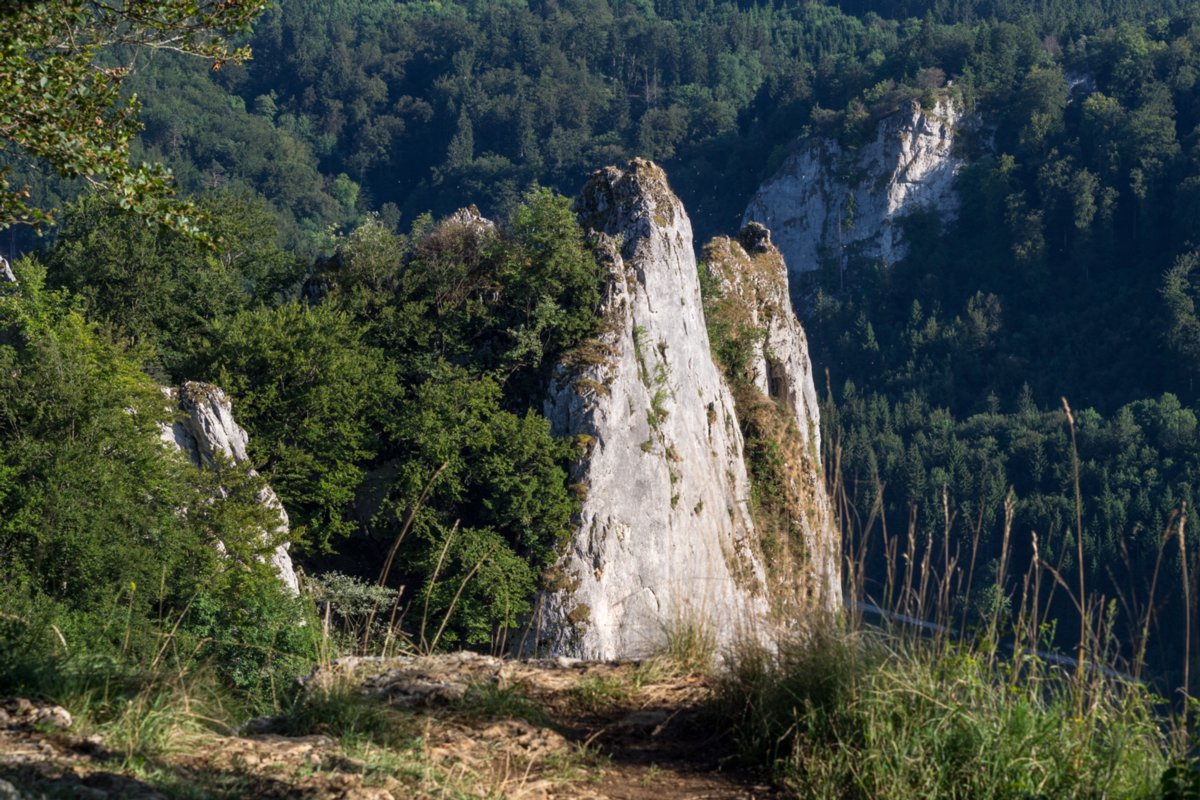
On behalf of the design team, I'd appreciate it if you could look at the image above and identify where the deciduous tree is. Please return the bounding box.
[0,1,269,232]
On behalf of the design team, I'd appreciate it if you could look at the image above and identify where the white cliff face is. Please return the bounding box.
[702,224,840,615]
[744,96,963,287]
[536,160,771,660]
[161,381,299,593]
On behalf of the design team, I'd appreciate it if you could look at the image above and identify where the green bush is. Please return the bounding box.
[0,258,315,714]
[45,192,303,380]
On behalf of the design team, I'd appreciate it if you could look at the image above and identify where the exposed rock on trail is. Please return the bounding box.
[303,652,781,800]
[0,654,778,799]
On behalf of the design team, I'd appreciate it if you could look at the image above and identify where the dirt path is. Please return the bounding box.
[558,706,778,799]
[0,654,781,799]
[541,667,779,800]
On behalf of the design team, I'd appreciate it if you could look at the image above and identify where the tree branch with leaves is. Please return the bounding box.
[0,0,268,234]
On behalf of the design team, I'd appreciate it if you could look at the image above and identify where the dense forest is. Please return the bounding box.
[93,0,1200,679]
[7,0,1200,757]
[10,1,1200,796]
[799,10,1200,677]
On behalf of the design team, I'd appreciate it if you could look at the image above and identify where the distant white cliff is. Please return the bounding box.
[744,96,964,292]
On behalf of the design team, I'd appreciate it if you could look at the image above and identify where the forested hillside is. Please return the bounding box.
[124,0,1195,245]
[9,1,1200,796]
[7,0,1200,681]
[104,0,1200,677]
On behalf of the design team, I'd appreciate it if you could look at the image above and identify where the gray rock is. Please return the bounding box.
[159,382,298,593]
[617,709,671,730]
[32,705,71,730]
[445,205,496,234]
[239,714,286,736]
[744,96,965,293]
[535,159,772,660]
[0,698,71,732]
[701,229,841,616]
[0,257,15,285]
[373,678,469,707]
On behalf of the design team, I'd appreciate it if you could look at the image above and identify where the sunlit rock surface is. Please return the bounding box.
[536,159,838,659]
[701,223,840,616]
[160,381,299,593]
[744,96,964,293]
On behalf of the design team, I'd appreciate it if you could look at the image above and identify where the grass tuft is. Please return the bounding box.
[453,682,550,725]
[716,631,1168,799]
[658,613,717,676]
[278,681,415,748]
[567,676,630,712]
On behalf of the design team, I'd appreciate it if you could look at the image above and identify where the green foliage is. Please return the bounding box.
[0,623,227,766]
[211,0,1189,245]
[44,191,302,379]
[0,257,315,712]
[454,683,550,725]
[18,0,1200,739]
[716,634,1168,799]
[391,367,574,647]
[185,571,317,710]
[566,676,630,713]
[280,682,417,748]
[205,301,393,547]
[828,384,1200,678]
[308,570,403,648]
[657,612,718,676]
[1,260,252,610]
[799,9,1200,679]
[132,54,351,256]
[12,0,1194,255]
[122,0,913,241]
[1162,250,1200,388]
[504,188,605,375]
[188,191,595,647]
[0,0,269,233]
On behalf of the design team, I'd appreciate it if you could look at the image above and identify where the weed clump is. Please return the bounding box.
[716,631,1168,799]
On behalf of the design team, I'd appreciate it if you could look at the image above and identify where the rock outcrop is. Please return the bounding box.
[744,96,964,292]
[534,159,838,659]
[700,223,840,615]
[160,381,299,593]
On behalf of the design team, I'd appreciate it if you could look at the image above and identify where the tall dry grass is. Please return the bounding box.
[714,394,1195,798]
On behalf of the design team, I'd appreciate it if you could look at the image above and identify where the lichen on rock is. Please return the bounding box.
[700,226,840,618]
